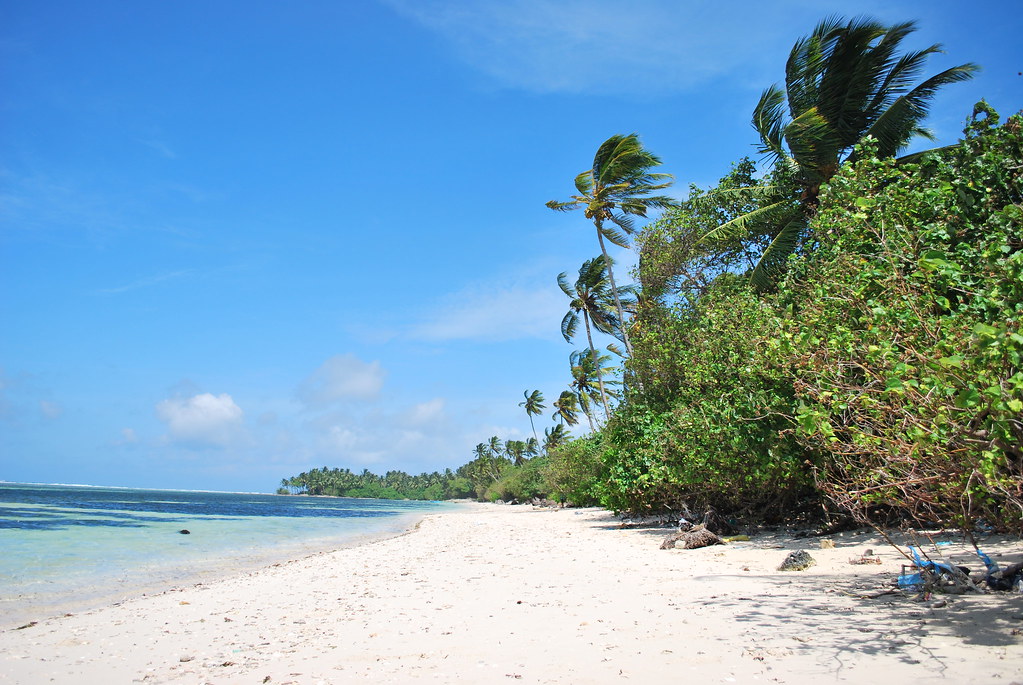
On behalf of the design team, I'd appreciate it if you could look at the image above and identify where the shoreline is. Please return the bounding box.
[2,503,1021,683]
[0,509,437,632]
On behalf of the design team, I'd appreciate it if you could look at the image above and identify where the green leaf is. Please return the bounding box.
[955,388,981,408]
[973,323,1000,338]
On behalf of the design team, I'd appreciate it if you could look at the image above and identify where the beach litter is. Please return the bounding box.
[975,549,1023,592]
[850,549,881,565]
[897,545,971,592]
[894,542,1023,594]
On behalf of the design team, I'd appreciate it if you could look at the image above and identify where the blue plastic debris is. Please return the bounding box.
[897,569,925,590]
[897,546,970,591]
[976,548,1023,591]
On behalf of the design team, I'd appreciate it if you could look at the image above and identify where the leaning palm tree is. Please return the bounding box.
[551,390,580,427]
[559,256,631,412]
[524,437,540,460]
[705,16,977,288]
[547,134,674,356]
[570,348,620,428]
[519,390,546,443]
[505,439,528,467]
[543,424,570,453]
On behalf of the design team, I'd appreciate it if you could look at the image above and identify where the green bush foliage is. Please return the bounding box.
[601,280,811,517]
[783,105,1022,531]
[483,457,551,502]
[543,437,605,506]
[609,104,1021,530]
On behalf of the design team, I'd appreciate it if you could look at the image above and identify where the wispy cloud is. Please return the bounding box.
[94,269,196,295]
[306,396,460,469]
[139,139,178,159]
[381,0,853,95]
[38,400,63,420]
[409,278,564,342]
[296,355,387,408]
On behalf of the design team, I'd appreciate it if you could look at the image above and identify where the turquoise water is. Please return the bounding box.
[0,482,451,626]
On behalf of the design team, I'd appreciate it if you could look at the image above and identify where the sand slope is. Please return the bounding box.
[1,504,1021,683]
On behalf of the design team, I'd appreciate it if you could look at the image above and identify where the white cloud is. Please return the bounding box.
[402,398,446,426]
[296,354,386,407]
[410,281,564,342]
[156,392,245,447]
[381,0,853,94]
[305,396,457,469]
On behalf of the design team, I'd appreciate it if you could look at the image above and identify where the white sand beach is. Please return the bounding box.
[1,503,1021,684]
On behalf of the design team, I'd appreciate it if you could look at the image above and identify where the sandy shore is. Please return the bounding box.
[1,504,1021,684]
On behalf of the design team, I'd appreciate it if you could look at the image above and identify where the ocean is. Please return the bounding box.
[0,482,453,627]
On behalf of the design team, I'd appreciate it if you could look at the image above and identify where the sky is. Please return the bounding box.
[1,0,1020,493]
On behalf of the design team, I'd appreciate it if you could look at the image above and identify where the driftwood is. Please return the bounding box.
[700,508,736,536]
[660,524,723,550]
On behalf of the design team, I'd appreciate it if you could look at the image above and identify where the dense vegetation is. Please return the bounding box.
[280,17,1021,533]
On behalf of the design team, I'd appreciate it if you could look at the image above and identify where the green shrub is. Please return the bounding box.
[783,106,1023,531]
[543,437,605,506]
[484,458,551,502]
[602,280,813,517]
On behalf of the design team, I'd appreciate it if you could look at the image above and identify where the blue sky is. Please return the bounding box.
[2,0,1020,492]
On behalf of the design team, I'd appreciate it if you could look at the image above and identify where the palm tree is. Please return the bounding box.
[505,439,528,467]
[543,424,570,453]
[524,437,540,460]
[551,390,580,427]
[519,390,546,443]
[547,134,674,356]
[558,256,624,412]
[705,16,977,289]
[570,349,620,429]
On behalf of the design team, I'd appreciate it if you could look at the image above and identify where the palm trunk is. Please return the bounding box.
[581,400,597,432]
[595,218,634,358]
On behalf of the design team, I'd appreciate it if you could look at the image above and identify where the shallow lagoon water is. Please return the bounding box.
[0,483,452,626]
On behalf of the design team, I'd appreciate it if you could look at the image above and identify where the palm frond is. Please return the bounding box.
[574,171,593,196]
[605,341,626,358]
[700,200,792,244]
[599,221,631,248]
[894,143,957,165]
[748,212,806,290]
[784,106,841,178]
[546,199,578,212]
[561,310,579,343]
[753,85,788,161]
[785,15,844,115]
[861,62,979,157]
[591,134,630,181]
[704,184,784,199]
[865,44,941,114]
[557,271,574,297]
